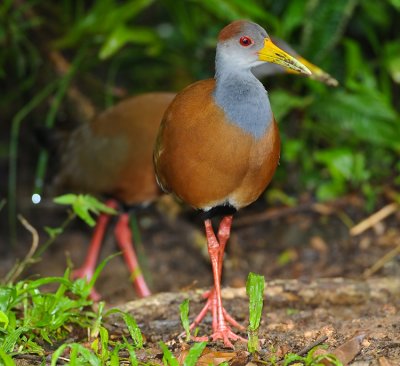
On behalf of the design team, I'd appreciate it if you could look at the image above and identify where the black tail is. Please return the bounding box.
[201,204,237,220]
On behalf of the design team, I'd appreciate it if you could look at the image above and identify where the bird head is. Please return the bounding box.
[216,20,311,75]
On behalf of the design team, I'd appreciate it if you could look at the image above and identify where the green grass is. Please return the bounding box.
[0,257,346,366]
[283,346,343,366]
[179,299,190,341]
[246,272,265,353]
[0,265,210,365]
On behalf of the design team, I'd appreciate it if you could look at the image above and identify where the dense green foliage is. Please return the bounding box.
[0,266,210,365]
[2,0,399,230]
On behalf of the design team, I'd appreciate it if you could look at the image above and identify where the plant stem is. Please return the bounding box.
[8,81,58,248]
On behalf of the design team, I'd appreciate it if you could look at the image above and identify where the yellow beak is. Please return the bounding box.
[258,38,311,75]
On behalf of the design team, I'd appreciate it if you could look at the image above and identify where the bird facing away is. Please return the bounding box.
[54,92,175,300]
[154,20,311,347]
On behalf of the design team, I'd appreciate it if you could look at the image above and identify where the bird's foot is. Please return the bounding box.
[189,289,245,332]
[72,267,101,301]
[185,289,245,348]
[190,324,245,348]
[210,327,247,348]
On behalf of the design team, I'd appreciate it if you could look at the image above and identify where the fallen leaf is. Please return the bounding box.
[177,346,236,366]
[379,356,395,366]
[313,334,365,366]
[332,334,365,365]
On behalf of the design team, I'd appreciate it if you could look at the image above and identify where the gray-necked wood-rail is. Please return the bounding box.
[154,20,311,347]
[54,93,175,300]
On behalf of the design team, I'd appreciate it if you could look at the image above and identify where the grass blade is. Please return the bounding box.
[179,299,190,341]
[159,341,179,366]
[183,341,207,366]
[8,81,58,246]
[0,348,16,366]
[122,313,143,349]
[246,272,265,353]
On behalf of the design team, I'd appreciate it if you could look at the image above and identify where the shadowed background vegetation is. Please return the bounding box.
[1,0,399,248]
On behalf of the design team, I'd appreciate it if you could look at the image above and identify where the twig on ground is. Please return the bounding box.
[297,336,328,356]
[5,215,39,284]
[363,243,400,278]
[234,195,360,228]
[350,203,399,236]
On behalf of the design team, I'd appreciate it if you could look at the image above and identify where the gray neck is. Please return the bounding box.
[213,67,273,139]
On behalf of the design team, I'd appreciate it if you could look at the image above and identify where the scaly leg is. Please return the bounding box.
[191,216,245,348]
[114,213,151,297]
[73,199,118,301]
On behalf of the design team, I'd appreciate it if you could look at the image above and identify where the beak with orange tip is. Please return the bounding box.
[258,37,311,76]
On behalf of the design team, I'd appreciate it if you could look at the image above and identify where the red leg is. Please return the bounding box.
[189,216,244,332]
[114,213,151,297]
[190,216,246,348]
[73,199,118,301]
[216,215,232,278]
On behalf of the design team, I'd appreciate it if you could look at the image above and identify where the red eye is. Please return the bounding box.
[239,36,253,47]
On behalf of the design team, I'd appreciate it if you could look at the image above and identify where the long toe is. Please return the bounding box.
[210,328,247,348]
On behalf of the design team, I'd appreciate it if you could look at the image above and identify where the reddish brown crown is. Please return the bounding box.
[218,20,247,42]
